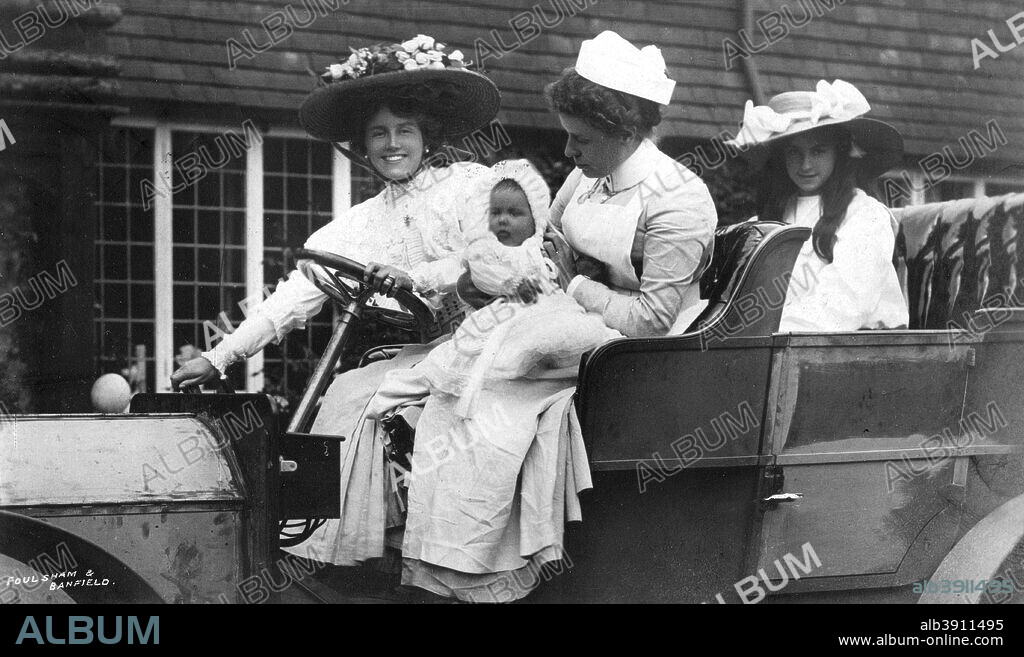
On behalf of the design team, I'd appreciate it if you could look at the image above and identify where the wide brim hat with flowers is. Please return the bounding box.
[726,79,903,177]
[300,34,500,144]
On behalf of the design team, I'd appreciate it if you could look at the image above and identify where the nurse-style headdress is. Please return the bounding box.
[575,30,676,105]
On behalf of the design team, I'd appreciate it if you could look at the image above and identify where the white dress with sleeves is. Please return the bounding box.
[549,139,718,337]
[779,190,909,332]
[201,162,490,372]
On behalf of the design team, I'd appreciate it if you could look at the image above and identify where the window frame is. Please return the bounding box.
[109,117,350,392]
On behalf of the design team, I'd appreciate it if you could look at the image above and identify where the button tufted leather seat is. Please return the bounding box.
[686,220,809,337]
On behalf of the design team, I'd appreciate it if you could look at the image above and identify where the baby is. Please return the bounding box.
[367,159,620,420]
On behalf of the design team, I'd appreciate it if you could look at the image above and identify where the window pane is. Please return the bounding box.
[196,209,220,244]
[290,176,311,210]
[265,213,285,247]
[130,322,154,351]
[101,167,126,205]
[285,140,308,175]
[103,246,127,280]
[172,322,198,352]
[196,285,221,321]
[265,138,284,174]
[311,141,331,173]
[286,215,309,248]
[130,245,153,281]
[103,206,128,242]
[172,177,195,206]
[264,252,286,285]
[173,285,195,320]
[131,283,154,319]
[196,248,221,282]
[223,211,245,245]
[104,283,127,316]
[127,168,150,206]
[223,173,244,209]
[223,249,245,283]
[265,175,284,210]
[129,207,153,243]
[173,246,194,282]
[311,178,331,213]
[173,208,194,243]
[196,172,220,207]
[100,322,127,359]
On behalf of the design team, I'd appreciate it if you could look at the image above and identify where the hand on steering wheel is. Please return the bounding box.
[295,248,434,333]
[363,262,414,297]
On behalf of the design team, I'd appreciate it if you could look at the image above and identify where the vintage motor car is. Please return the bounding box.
[2,194,1023,604]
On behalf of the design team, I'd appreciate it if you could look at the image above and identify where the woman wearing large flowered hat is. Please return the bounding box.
[170,35,500,567]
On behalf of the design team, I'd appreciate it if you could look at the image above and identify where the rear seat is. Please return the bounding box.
[686,220,808,337]
[894,193,1024,329]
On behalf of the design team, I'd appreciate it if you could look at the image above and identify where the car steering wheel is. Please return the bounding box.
[294,248,435,333]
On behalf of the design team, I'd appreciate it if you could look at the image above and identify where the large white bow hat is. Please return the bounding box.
[726,79,903,176]
[575,30,676,105]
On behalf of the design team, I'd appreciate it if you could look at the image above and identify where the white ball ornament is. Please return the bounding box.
[91,373,131,413]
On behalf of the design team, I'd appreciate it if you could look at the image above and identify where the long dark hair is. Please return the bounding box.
[757,125,857,263]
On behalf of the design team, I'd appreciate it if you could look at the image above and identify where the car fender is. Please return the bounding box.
[918,491,1024,604]
[0,511,164,604]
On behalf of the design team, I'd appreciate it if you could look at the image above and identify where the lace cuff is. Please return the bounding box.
[410,257,465,299]
[201,314,277,377]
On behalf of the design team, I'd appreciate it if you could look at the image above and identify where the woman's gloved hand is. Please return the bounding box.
[170,357,222,391]
[364,262,414,297]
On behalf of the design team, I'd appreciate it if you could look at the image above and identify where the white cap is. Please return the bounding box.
[575,30,676,105]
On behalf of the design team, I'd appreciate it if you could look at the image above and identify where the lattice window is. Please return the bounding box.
[170,131,248,391]
[95,127,156,392]
[261,137,334,398]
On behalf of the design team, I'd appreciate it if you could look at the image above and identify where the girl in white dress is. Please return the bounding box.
[728,79,909,332]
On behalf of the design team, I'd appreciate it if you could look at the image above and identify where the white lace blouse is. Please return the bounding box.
[202,162,490,373]
[778,190,909,332]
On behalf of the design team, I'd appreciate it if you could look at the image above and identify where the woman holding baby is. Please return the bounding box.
[383,31,718,601]
[541,30,717,336]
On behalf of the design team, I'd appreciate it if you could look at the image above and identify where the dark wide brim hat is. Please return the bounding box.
[726,80,904,178]
[300,68,501,144]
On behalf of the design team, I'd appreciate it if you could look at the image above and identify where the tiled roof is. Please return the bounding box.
[105,0,1024,167]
